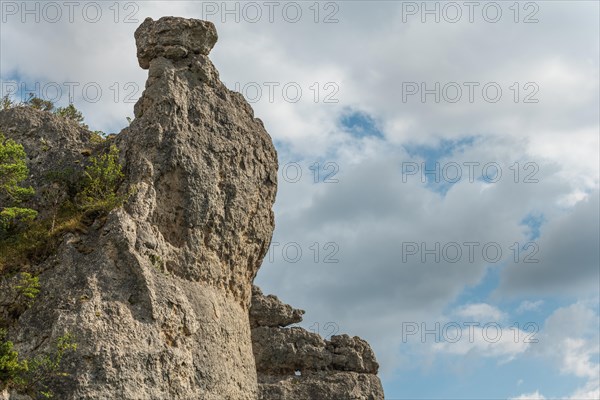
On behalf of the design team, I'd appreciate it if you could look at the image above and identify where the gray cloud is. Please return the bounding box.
[496,192,600,298]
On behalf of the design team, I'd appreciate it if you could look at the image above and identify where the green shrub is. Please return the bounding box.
[14,272,40,305]
[89,131,106,146]
[1,95,14,111]
[0,133,38,233]
[54,104,88,129]
[0,330,77,397]
[0,133,126,272]
[0,328,27,386]
[77,144,125,212]
[25,95,54,112]
[0,208,37,230]
[0,202,86,272]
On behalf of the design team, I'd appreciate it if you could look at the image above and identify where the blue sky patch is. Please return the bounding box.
[402,136,477,195]
[339,109,384,139]
[520,213,545,241]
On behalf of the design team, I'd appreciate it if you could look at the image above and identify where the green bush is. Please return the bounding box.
[25,95,54,112]
[54,104,88,129]
[77,144,125,212]
[14,272,40,305]
[0,328,27,386]
[0,208,37,229]
[0,329,77,397]
[0,141,127,271]
[0,133,38,233]
[0,205,86,272]
[1,95,14,111]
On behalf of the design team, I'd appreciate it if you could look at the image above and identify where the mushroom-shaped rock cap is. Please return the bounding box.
[134,16,218,69]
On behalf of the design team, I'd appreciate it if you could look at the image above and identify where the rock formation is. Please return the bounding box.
[0,16,384,399]
[250,286,385,399]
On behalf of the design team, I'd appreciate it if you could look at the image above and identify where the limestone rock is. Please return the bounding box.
[250,285,305,328]
[327,334,380,374]
[0,107,91,221]
[0,390,32,400]
[1,16,276,399]
[258,372,385,400]
[250,288,384,399]
[253,326,331,373]
[135,17,218,69]
[0,16,385,400]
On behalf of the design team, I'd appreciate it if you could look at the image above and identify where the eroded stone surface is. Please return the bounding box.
[1,16,276,400]
[249,285,304,328]
[0,16,385,400]
[250,288,384,399]
[258,372,385,400]
[135,17,218,69]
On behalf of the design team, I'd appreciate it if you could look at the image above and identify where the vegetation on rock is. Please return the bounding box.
[0,328,77,398]
[1,94,90,129]
[0,269,76,398]
[0,106,126,272]
[0,134,38,233]
[77,144,126,212]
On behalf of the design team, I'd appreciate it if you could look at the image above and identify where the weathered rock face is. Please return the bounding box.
[1,16,276,399]
[124,17,277,300]
[1,16,385,400]
[250,287,385,400]
[0,107,92,222]
[249,286,304,328]
[135,17,218,69]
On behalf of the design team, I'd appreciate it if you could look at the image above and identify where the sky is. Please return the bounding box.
[1,1,599,399]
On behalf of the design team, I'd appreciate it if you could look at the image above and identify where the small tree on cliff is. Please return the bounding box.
[25,94,54,112]
[0,133,37,233]
[55,104,88,129]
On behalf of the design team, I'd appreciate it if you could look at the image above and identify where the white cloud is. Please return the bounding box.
[510,391,546,400]
[526,303,600,400]
[454,303,507,322]
[517,300,544,314]
[431,324,529,361]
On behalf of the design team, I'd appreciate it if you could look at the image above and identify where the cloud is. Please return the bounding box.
[523,303,600,400]
[510,391,546,400]
[427,303,528,362]
[454,303,507,322]
[431,324,529,361]
[496,192,600,298]
[516,300,544,314]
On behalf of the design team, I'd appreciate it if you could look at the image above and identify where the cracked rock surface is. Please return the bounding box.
[1,16,276,399]
[0,16,384,400]
[250,288,385,399]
